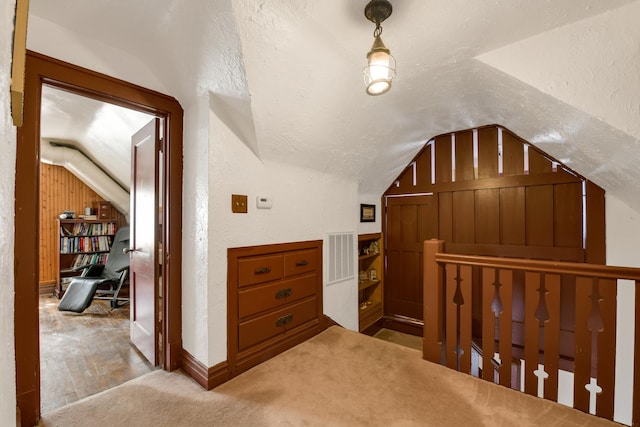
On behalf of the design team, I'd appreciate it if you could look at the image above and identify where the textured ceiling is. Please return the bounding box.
[31,0,640,211]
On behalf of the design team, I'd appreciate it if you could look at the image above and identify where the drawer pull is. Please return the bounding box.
[275,314,293,327]
[254,267,271,275]
[275,288,293,299]
[295,260,308,267]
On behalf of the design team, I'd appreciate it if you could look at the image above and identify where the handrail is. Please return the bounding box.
[424,239,640,426]
[435,252,640,281]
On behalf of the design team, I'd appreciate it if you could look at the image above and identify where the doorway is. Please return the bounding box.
[15,51,183,427]
[37,85,157,413]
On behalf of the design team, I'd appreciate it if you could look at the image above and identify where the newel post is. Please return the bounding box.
[423,239,445,363]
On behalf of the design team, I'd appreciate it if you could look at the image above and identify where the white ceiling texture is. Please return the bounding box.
[30,0,640,212]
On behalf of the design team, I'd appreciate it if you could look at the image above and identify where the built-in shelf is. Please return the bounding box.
[358,232,384,332]
[55,218,117,298]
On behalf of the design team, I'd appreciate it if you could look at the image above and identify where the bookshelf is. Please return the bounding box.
[55,218,118,297]
[358,233,384,332]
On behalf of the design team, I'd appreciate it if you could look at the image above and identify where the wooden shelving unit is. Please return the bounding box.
[358,233,384,331]
[55,218,118,297]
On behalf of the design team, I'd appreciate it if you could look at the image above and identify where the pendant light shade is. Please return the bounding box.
[364,35,396,95]
[363,0,396,96]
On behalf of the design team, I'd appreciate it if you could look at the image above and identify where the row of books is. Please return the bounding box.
[60,235,113,254]
[71,252,109,269]
[60,222,117,237]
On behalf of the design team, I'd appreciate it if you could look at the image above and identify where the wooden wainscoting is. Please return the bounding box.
[39,163,126,291]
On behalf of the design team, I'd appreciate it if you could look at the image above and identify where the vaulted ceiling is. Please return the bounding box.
[29,0,640,212]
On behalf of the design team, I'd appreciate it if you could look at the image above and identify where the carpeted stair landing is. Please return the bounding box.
[40,326,618,426]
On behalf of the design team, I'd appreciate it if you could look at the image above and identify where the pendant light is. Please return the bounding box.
[363,0,396,96]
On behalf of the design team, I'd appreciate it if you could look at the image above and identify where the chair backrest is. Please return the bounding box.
[103,225,130,279]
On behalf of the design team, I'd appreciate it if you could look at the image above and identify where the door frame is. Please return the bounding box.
[15,51,183,426]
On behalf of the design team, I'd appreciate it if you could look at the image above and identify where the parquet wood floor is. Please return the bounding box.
[39,294,154,414]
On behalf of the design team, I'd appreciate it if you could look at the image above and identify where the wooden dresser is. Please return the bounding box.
[227,240,323,375]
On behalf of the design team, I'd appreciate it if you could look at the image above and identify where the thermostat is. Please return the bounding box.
[256,195,273,209]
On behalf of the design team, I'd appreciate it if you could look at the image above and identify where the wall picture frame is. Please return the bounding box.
[360,204,375,222]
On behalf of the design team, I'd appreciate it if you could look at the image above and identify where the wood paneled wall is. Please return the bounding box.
[39,163,127,289]
[383,125,606,323]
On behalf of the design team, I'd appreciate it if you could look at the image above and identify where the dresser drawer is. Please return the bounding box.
[238,298,318,351]
[238,274,317,319]
[238,254,283,287]
[284,249,318,277]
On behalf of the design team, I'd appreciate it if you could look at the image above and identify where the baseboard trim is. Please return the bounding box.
[381,314,423,336]
[321,314,341,329]
[182,315,337,391]
[181,349,229,390]
[360,320,383,336]
[39,283,55,296]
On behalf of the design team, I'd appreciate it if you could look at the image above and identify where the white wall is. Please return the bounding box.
[183,102,360,365]
[477,1,640,214]
[27,15,167,95]
[26,9,362,370]
[357,193,382,236]
[8,7,639,427]
[607,195,640,425]
[0,2,17,426]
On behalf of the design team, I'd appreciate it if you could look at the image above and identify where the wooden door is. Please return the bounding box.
[384,195,438,320]
[130,118,160,364]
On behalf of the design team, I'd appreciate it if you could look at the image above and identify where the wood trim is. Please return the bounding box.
[39,283,55,296]
[423,240,443,362]
[181,350,229,390]
[381,314,424,337]
[428,248,639,421]
[358,232,382,242]
[445,243,585,263]
[321,314,342,329]
[227,240,323,377]
[15,51,183,427]
[10,0,29,126]
[434,172,581,192]
[635,280,640,427]
[585,181,606,264]
[40,163,126,289]
[382,124,605,331]
[359,320,382,336]
[434,253,640,280]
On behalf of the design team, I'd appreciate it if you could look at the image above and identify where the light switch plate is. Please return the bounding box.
[231,194,248,213]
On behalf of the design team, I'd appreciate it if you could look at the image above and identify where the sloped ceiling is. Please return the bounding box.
[30,0,640,212]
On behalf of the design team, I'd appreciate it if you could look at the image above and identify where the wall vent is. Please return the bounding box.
[326,232,355,285]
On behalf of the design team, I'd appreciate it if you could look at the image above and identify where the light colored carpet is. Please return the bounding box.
[40,326,617,427]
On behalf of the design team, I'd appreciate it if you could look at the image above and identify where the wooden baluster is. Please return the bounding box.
[634,279,640,427]
[524,272,541,397]
[481,267,513,386]
[482,267,497,382]
[498,269,513,389]
[596,278,616,420]
[459,264,472,374]
[574,277,592,413]
[543,274,560,402]
[445,263,458,370]
[584,278,605,415]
